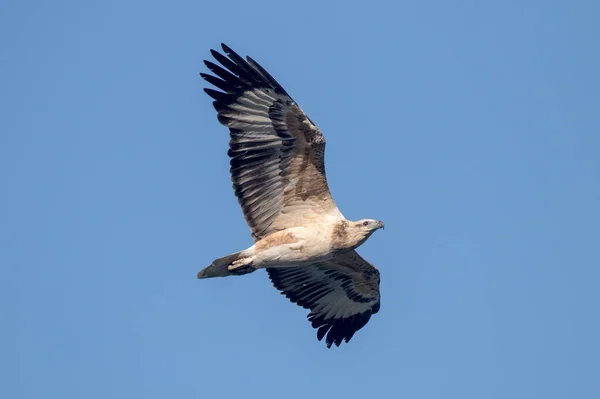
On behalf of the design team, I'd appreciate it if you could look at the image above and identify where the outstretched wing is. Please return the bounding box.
[267,250,381,348]
[201,44,344,241]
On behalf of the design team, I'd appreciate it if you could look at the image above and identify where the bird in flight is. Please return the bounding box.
[198,44,384,348]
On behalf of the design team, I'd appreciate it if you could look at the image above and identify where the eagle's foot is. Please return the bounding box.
[228,257,256,275]
[228,264,256,276]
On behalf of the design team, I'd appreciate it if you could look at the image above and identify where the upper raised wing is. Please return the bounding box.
[201,44,343,241]
[267,250,381,348]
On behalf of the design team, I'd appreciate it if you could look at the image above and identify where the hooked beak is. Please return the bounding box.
[376,220,385,230]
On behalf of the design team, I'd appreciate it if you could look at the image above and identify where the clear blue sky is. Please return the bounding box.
[2,1,599,398]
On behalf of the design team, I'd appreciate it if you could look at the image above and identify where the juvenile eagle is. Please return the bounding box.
[198,44,384,348]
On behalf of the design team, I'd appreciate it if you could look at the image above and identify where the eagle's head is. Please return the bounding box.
[354,219,385,232]
[343,219,384,248]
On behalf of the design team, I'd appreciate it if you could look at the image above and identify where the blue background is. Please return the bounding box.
[2,1,599,398]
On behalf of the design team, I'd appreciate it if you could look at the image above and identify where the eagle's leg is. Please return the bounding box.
[227,256,256,275]
[228,264,256,276]
[198,250,256,279]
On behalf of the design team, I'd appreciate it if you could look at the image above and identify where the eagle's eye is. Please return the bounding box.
[363,221,369,226]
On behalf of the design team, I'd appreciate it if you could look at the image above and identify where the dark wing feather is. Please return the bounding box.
[267,250,381,348]
[201,44,343,241]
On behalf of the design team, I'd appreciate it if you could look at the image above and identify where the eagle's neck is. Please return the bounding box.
[330,220,372,250]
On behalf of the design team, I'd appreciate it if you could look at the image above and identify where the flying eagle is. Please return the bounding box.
[198,44,384,348]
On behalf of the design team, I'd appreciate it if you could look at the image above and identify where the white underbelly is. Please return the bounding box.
[252,229,334,268]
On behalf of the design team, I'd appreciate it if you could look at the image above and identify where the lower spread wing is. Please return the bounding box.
[201,44,343,241]
[267,250,381,348]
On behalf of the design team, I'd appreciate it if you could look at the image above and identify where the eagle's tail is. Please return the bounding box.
[197,249,256,279]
